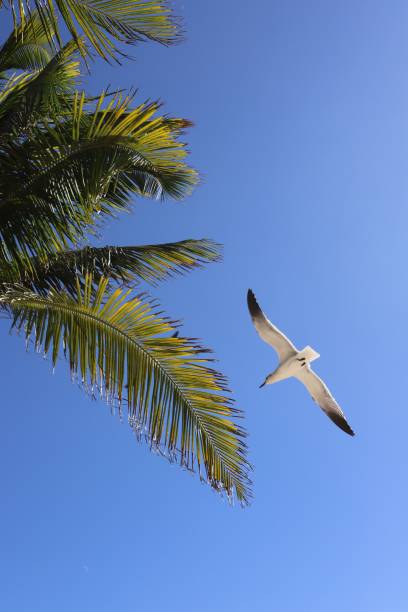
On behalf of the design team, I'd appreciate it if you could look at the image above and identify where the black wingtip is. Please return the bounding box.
[331,414,355,437]
[259,381,266,388]
[340,420,355,437]
[247,289,261,317]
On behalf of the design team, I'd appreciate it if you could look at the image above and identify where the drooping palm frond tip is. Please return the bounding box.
[1,276,251,504]
[1,0,182,61]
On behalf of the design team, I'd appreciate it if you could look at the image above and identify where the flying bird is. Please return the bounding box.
[247,289,355,436]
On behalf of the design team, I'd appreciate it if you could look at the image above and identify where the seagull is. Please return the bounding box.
[247,289,355,436]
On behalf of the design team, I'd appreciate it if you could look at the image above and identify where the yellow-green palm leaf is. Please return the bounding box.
[1,0,180,61]
[0,239,222,294]
[2,275,252,504]
[0,11,53,73]
[0,38,82,136]
[0,90,197,266]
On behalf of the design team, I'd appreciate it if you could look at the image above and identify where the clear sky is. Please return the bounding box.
[1,2,408,610]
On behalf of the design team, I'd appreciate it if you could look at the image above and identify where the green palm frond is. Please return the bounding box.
[0,239,222,294]
[1,0,181,61]
[0,38,82,135]
[0,94,197,265]
[0,11,53,73]
[65,92,198,200]
[29,93,198,203]
[0,70,33,110]
[1,275,251,504]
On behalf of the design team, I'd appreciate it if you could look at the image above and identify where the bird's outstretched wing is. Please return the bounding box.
[295,367,355,436]
[247,289,297,362]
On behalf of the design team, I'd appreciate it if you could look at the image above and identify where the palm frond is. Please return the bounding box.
[0,38,82,136]
[1,0,181,61]
[0,95,197,265]
[66,92,198,200]
[0,11,53,72]
[0,239,222,294]
[1,276,251,504]
[26,93,198,203]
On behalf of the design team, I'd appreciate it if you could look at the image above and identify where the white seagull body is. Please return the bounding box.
[247,289,355,436]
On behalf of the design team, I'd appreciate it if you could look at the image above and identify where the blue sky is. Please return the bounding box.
[1,1,408,610]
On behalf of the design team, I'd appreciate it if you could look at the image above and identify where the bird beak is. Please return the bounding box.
[259,381,265,388]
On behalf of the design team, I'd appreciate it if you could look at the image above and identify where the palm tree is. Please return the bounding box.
[0,12,251,504]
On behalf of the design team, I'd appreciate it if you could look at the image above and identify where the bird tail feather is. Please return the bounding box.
[299,345,320,362]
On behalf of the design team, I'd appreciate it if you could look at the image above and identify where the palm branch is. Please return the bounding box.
[0,0,181,61]
[1,276,251,504]
[0,10,53,73]
[0,239,222,294]
[0,38,83,136]
[0,85,198,267]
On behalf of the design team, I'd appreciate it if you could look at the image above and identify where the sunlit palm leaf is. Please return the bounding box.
[0,239,222,294]
[0,38,82,135]
[0,93,197,265]
[1,276,251,504]
[0,11,53,72]
[1,0,180,61]
[67,92,198,200]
